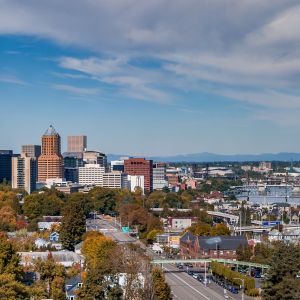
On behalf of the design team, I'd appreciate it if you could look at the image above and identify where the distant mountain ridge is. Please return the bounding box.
[107,152,300,163]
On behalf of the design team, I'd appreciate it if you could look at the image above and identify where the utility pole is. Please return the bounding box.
[234,278,244,300]
[239,210,242,235]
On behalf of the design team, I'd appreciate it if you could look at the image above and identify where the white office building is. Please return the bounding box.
[102,172,128,189]
[78,164,105,186]
[153,163,168,190]
[128,175,145,194]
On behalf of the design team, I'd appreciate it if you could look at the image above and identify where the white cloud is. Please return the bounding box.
[1,0,300,117]
[0,74,26,85]
[51,84,99,96]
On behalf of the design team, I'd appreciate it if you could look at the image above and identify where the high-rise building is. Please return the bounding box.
[21,145,41,158]
[124,158,153,192]
[38,125,63,182]
[83,151,107,168]
[78,164,105,186]
[63,152,84,183]
[67,135,87,153]
[0,150,13,183]
[102,172,128,189]
[153,163,168,190]
[111,160,125,172]
[12,153,37,194]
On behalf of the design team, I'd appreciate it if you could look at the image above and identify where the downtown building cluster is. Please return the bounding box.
[0,125,168,194]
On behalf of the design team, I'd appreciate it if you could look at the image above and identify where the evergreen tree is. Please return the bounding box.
[0,235,29,299]
[60,202,86,251]
[152,267,172,300]
[262,242,300,299]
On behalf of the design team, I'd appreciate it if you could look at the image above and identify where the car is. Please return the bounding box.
[230,287,239,294]
[254,273,261,278]
[192,273,200,279]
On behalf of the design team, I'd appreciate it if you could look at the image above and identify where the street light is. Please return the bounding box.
[234,278,244,300]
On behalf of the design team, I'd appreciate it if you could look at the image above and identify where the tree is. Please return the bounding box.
[236,244,252,261]
[33,254,66,300]
[0,274,29,300]
[210,223,230,236]
[79,235,119,299]
[251,242,272,264]
[24,192,65,220]
[187,222,211,236]
[262,242,300,299]
[0,236,29,299]
[152,267,172,300]
[60,202,86,251]
[0,205,17,231]
[146,229,163,244]
[0,234,24,280]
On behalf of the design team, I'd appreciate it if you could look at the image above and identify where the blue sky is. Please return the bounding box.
[1,0,300,156]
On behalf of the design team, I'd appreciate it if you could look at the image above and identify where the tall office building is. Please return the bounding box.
[83,151,107,168]
[63,152,84,183]
[21,145,41,158]
[38,125,63,182]
[124,158,153,193]
[0,150,13,183]
[12,153,37,194]
[67,135,87,153]
[153,163,168,190]
[78,164,105,186]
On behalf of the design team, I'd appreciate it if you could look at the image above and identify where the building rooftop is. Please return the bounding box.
[44,125,58,136]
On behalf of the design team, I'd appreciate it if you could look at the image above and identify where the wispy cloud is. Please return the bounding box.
[2,0,300,120]
[0,74,26,85]
[51,84,99,96]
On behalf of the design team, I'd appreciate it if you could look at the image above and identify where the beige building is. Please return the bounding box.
[12,153,37,194]
[21,145,41,158]
[67,135,87,153]
[38,125,63,182]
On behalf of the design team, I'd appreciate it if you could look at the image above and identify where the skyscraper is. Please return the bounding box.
[67,135,87,153]
[38,125,63,182]
[124,158,153,192]
[12,153,37,194]
[21,145,41,158]
[0,150,13,183]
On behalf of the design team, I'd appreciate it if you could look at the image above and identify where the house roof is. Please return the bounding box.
[180,231,197,244]
[198,235,247,251]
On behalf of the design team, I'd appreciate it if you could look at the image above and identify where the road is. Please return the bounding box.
[164,263,225,300]
[88,217,255,300]
[86,215,136,243]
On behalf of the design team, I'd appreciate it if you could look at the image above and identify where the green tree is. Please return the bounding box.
[152,267,172,300]
[0,235,29,299]
[78,235,119,299]
[210,223,230,236]
[146,229,163,243]
[0,274,29,300]
[60,202,86,251]
[0,234,24,280]
[33,254,66,300]
[236,244,252,261]
[262,242,300,299]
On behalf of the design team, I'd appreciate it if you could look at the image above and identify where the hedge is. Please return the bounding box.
[211,261,255,295]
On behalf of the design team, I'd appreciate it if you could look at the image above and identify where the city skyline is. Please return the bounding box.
[1,1,300,156]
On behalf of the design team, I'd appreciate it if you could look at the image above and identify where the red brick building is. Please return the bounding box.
[124,158,153,193]
[180,232,247,260]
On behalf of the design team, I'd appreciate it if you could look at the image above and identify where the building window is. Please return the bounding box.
[220,251,224,255]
